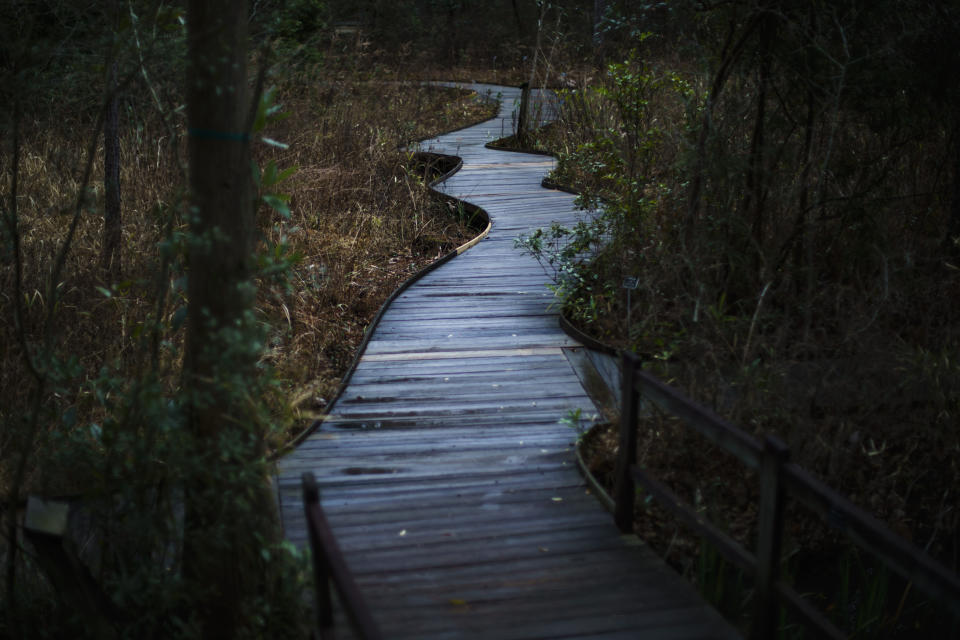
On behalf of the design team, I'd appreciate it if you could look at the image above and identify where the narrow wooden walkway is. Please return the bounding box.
[276,84,740,639]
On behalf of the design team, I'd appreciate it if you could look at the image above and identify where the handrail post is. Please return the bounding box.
[613,351,641,532]
[303,472,333,635]
[753,436,789,640]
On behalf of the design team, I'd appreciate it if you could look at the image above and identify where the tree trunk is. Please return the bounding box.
[102,58,121,277]
[744,14,773,282]
[684,12,762,246]
[183,2,259,637]
[519,0,547,142]
[511,0,525,41]
[101,0,121,277]
[592,0,607,68]
[945,125,960,256]
[791,88,816,294]
[517,82,530,139]
[445,1,458,66]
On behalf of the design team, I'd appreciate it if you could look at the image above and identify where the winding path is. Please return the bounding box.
[276,84,739,639]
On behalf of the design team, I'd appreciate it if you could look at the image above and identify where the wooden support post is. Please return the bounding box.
[301,472,383,640]
[613,351,641,532]
[753,436,789,640]
[303,472,333,634]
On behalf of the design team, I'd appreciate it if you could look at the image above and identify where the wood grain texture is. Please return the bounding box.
[276,84,740,639]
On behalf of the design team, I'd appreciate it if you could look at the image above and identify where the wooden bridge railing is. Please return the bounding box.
[302,472,382,640]
[613,351,960,639]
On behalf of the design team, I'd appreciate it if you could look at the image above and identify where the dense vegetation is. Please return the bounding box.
[1,1,495,636]
[514,2,960,636]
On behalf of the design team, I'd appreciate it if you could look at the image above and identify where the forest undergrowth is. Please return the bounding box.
[1,28,495,632]
[511,14,960,638]
[1,64,495,493]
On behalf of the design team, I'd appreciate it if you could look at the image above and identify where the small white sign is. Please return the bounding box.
[25,496,69,536]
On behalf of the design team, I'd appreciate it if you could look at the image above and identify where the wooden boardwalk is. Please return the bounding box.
[276,84,740,639]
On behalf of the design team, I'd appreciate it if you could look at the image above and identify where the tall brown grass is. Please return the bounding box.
[0,66,496,495]
[255,72,496,436]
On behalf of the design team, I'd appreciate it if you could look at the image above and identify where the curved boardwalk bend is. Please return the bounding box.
[276,83,740,639]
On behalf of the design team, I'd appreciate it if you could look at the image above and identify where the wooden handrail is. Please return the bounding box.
[629,466,848,639]
[302,472,383,640]
[782,462,960,615]
[632,359,762,469]
[631,468,757,574]
[613,352,639,532]
[613,353,960,638]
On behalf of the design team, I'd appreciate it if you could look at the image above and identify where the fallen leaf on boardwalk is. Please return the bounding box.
[449,599,468,606]
[398,529,407,536]
[538,546,549,552]
[551,497,563,502]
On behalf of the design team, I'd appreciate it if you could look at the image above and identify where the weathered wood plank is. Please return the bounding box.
[357,346,565,361]
[304,412,584,431]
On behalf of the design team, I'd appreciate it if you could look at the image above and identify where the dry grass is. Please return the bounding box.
[253,72,496,444]
[0,66,497,494]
